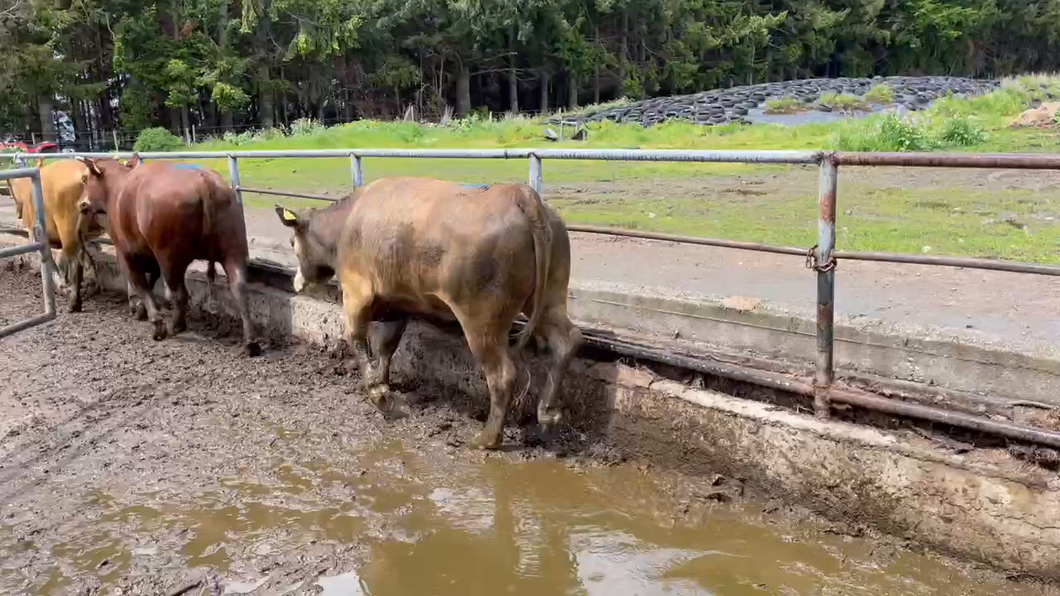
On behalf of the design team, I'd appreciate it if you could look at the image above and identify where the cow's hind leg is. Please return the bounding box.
[534,309,582,433]
[127,267,160,321]
[221,259,261,357]
[162,267,190,336]
[61,245,84,313]
[450,306,517,450]
[123,256,166,341]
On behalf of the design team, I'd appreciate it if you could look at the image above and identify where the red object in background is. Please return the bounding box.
[1,141,59,154]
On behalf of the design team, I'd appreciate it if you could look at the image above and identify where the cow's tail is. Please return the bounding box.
[513,185,553,351]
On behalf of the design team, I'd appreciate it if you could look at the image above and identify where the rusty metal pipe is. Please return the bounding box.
[834,251,1060,277]
[236,186,339,202]
[565,225,808,256]
[834,152,1060,169]
[813,156,838,419]
[827,388,1060,449]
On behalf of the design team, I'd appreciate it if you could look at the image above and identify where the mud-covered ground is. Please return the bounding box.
[1,266,1058,596]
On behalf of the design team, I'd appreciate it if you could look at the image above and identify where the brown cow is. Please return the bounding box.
[6,157,107,312]
[276,177,582,449]
[76,156,261,356]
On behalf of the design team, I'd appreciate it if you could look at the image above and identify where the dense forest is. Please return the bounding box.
[3,0,1060,142]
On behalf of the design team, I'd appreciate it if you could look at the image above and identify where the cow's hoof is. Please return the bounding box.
[386,397,410,421]
[471,431,502,450]
[244,341,262,357]
[152,321,167,341]
[67,301,82,314]
[170,320,187,335]
[134,305,148,321]
[537,408,562,429]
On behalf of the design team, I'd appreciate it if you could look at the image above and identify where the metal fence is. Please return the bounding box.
[7,148,1060,439]
[0,168,58,338]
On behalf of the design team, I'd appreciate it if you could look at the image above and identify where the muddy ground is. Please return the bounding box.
[1,266,1058,596]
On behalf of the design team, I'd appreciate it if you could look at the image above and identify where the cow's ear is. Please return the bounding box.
[81,173,88,185]
[276,205,301,228]
[125,154,141,169]
[76,156,101,177]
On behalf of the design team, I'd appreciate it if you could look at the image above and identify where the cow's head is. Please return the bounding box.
[75,157,106,217]
[75,157,134,219]
[275,205,334,293]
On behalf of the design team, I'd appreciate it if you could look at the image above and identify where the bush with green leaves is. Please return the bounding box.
[864,83,895,104]
[133,127,184,152]
[939,118,987,146]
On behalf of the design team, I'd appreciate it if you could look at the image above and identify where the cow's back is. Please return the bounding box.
[12,160,88,245]
[112,162,242,262]
[339,177,539,310]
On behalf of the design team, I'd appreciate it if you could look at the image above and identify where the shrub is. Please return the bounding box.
[819,92,866,112]
[133,127,183,152]
[864,83,895,104]
[939,118,987,146]
[763,97,806,114]
[834,113,936,152]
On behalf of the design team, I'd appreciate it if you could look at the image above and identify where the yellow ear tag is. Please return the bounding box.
[281,208,298,223]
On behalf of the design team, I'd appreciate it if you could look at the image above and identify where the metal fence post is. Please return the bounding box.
[814,155,838,419]
[528,154,543,194]
[227,154,243,204]
[31,173,57,319]
[350,153,364,188]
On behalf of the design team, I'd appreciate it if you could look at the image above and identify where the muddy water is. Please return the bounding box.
[3,435,1041,595]
[0,269,1051,596]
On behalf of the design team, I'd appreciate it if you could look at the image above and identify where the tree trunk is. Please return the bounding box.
[593,25,601,104]
[217,0,232,131]
[180,107,190,138]
[539,70,549,115]
[456,59,472,117]
[38,97,55,142]
[258,64,274,128]
[568,74,578,109]
[508,49,519,114]
[619,12,628,87]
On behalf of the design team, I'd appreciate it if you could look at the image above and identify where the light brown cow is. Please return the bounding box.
[6,157,107,312]
[77,156,260,356]
[276,177,582,449]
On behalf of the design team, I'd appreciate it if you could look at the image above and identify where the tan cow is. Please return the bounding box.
[6,157,107,312]
[276,177,582,449]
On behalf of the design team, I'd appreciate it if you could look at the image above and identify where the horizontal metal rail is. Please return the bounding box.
[835,152,1060,169]
[581,327,1060,449]
[565,225,808,256]
[4,148,825,164]
[833,250,1060,276]
[237,186,338,202]
[0,242,44,259]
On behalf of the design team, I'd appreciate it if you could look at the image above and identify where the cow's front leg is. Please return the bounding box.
[342,278,405,419]
[368,318,410,417]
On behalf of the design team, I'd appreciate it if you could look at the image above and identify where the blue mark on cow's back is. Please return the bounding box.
[459,183,491,191]
[170,163,202,171]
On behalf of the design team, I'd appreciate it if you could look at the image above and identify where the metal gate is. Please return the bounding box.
[0,168,57,338]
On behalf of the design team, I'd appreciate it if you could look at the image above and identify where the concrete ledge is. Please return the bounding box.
[3,236,1060,580]
[569,280,1060,407]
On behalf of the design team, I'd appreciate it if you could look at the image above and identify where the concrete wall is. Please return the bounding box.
[4,236,1060,580]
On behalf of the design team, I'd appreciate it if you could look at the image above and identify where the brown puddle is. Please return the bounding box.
[0,437,1046,595]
